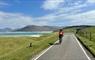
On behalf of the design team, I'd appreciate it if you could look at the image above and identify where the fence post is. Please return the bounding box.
[85,32,87,38]
[89,32,92,41]
[29,43,32,47]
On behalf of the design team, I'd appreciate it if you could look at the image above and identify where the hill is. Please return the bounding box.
[63,25,95,33]
[0,28,12,32]
[63,25,94,29]
[15,25,60,31]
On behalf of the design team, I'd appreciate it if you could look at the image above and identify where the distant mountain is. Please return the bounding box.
[0,28,12,32]
[63,25,94,29]
[15,25,61,31]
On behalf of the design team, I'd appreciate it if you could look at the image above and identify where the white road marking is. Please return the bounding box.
[32,34,91,60]
[32,41,58,60]
[74,34,91,60]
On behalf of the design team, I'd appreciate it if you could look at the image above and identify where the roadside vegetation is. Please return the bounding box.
[63,28,76,33]
[76,27,95,56]
[63,26,95,56]
[0,32,58,60]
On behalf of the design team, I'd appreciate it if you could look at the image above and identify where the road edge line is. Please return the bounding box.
[74,34,91,60]
[32,41,58,60]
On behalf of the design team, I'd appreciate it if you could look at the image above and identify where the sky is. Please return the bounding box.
[0,0,95,29]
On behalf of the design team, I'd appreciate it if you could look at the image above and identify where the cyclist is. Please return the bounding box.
[59,29,64,44]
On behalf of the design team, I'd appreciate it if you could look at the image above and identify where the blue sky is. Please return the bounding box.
[0,0,95,29]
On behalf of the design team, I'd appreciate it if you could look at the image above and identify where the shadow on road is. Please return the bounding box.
[49,42,60,45]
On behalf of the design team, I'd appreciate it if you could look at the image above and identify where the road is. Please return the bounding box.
[32,33,91,60]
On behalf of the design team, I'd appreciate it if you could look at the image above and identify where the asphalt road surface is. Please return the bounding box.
[33,33,92,60]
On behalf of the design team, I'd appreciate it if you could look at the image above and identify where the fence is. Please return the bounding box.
[76,31,95,41]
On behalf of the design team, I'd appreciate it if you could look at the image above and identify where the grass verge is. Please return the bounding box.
[0,32,58,60]
[76,34,95,57]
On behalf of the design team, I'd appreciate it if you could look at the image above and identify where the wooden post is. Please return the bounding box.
[29,43,32,47]
[85,32,87,38]
[90,32,91,41]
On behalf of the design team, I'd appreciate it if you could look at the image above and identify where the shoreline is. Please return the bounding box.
[0,35,41,37]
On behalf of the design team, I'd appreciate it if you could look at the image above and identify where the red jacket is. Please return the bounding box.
[59,31,64,36]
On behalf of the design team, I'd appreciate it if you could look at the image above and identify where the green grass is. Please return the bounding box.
[0,32,58,60]
[77,27,95,56]
[79,27,95,33]
[64,26,95,56]
[77,35,95,55]
[63,28,76,33]
[77,27,95,40]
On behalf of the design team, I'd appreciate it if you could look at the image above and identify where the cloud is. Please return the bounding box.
[0,11,34,28]
[0,0,95,28]
[67,10,95,20]
[42,0,88,16]
[0,2,9,7]
[65,10,95,25]
[32,14,57,26]
[87,0,95,3]
[0,11,54,28]
[39,0,95,26]
[37,4,95,26]
[42,0,64,10]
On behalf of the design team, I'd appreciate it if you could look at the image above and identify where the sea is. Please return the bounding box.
[0,31,52,37]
